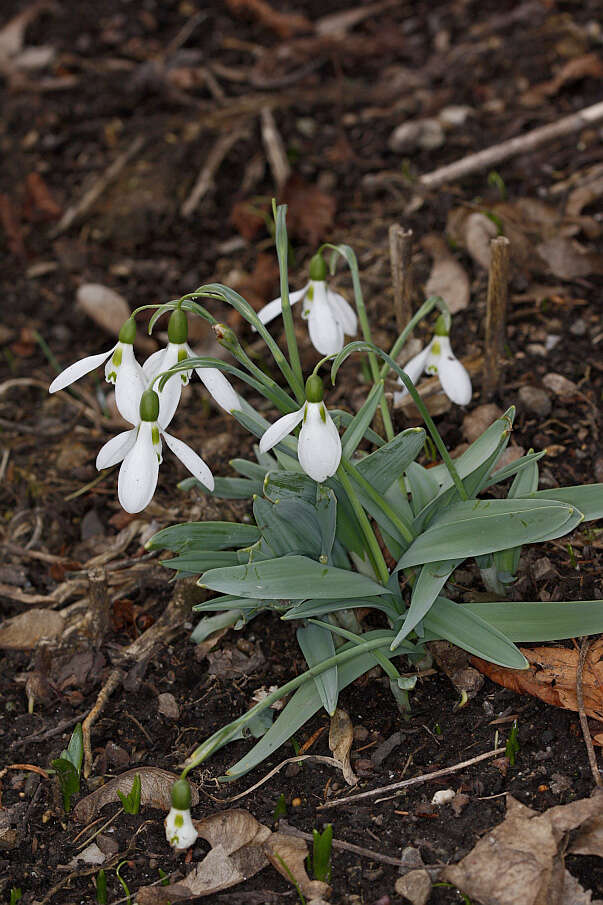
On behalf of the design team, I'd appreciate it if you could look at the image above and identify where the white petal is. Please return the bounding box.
[49,347,115,394]
[152,344,183,429]
[327,290,358,336]
[142,347,167,381]
[165,808,198,850]
[114,346,146,425]
[308,284,344,355]
[118,421,159,513]
[437,351,473,405]
[256,285,308,326]
[259,408,304,453]
[96,428,137,470]
[162,431,214,491]
[196,367,240,413]
[298,403,341,482]
[394,343,431,402]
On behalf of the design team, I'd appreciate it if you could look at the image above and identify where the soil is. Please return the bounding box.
[1,1,602,903]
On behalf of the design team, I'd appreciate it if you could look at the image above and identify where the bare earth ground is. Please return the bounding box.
[0,0,602,902]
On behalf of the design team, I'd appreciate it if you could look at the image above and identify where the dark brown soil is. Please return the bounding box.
[1,1,602,903]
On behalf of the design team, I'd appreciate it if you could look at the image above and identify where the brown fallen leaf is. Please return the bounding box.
[0,0,51,60]
[0,609,65,650]
[471,640,603,730]
[463,212,498,271]
[566,169,603,218]
[329,707,357,785]
[429,640,484,701]
[24,172,62,221]
[521,53,603,107]
[536,237,603,280]
[225,0,311,39]
[73,767,199,824]
[442,792,603,905]
[281,174,336,246]
[226,253,279,310]
[230,198,268,241]
[76,283,156,352]
[137,809,271,903]
[421,234,470,314]
[265,832,331,901]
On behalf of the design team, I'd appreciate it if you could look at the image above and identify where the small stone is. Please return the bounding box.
[157,692,179,720]
[389,118,444,152]
[395,868,432,905]
[542,373,578,396]
[462,404,503,443]
[570,318,587,336]
[518,385,552,417]
[431,788,456,806]
[69,842,105,866]
[56,441,89,472]
[532,557,556,582]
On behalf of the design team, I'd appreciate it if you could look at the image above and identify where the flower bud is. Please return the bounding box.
[309,252,327,282]
[305,374,324,403]
[118,318,137,344]
[139,389,160,422]
[171,778,192,810]
[168,309,188,344]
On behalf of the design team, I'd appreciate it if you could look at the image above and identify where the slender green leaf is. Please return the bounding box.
[342,380,385,457]
[160,551,245,573]
[462,599,603,641]
[200,555,385,599]
[179,475,263,499]
[485,450,547,488]
[263,470,317,504]
[147,521,260,553]
[281,594,400,621]
[405,462,440,516]
[297,623,338,715]
[422,596,528,668]
[253,497,322,558]
[390,558,463,649]
[316,485,337,561]
[355,427,425,494]
[191,610,243,643]
[229,459,268,481]
[529,485,603,522]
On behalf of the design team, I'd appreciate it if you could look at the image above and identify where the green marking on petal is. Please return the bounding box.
[174,814,183,827]
[320,402,326,423]
[303,402,308,423]
[431,340,441,356]
[307,284,314,301]
[152,425,160,445]
[112,347,123,368]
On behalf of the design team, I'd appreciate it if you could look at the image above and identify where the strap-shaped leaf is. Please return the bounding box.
[390,558,463,649]
[341,380,385,458]
[229,459,268,481]
[148,521,260,553]
[427,407,515,489]
[398,499,578,568]
[179,474,263,499]
[199,554,385,599]
[297,623,338,716]
[316,485,337,561]
[529,484,603,522]
[281,594,400,622]
[462,599,603,641]
[161,550,246,573]
[264,470,317,503]
[406,462,440,516]
[355,427,425,493]
[253,496,323,559]
[422,596,528,668]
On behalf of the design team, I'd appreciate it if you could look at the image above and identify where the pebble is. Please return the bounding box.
[570,318,587,336]
[542,372,578,396]
[157,692,180,720]
[431,788,455,805]
[389,117,444,152]
[462,403,503,443]
[518,385,552,417]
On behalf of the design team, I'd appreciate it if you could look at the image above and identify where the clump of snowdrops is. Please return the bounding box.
[50,205,603,846]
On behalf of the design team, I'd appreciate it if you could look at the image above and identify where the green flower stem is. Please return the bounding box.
[324,243,394,442]
[341,457,414,544]
[212,327,299,413]
[274,203,304,395]
[307,618,406,680]
[336,464,391,586]
[181,630,396,777]
[380,295,450,381]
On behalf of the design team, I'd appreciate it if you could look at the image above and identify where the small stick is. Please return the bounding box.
[482,236,510,400]
[389,224,414,333]
[420,101,603,189]
[52,136,145,235]
[317,746,505,809]
[181,125,249,218]
[577,637,602,787]
[87,566,110,648]
[261,106,291,190]
[82,668,124,778]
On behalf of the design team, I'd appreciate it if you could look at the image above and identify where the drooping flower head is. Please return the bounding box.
[96,387,214,513]
[143,309,240,426]
[165,779,198,851]
[49,317,145,424]
[259,374,342,483]
[394,315,472,406]
[257,253,358,356]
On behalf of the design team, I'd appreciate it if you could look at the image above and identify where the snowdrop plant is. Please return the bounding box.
[49,204,603,793]
[394,315,472,406]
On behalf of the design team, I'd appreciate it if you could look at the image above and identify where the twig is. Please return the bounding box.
[482,236,510,400]
[10,712,88,750]
[82,668,124,778]
[181,126,249,218]
[279,821,403,867]
[52,135,145,235]
[88,566,110,648]
[220,754,342,804]
[577,637,602,787]
[388,224,414,333]
[317,746,505,809]
[261,106,291,190]
[420,101,603,189]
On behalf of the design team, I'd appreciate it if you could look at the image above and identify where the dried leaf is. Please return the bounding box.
[207,642,265,679]
[0,1,50,60]
[24,172,62,220]
[566,171,603,218]
[471,640,603,728]
[76,283,156,352]
[421,235,470,314]
[281,174,336,246]
[442,792,603,905]
[521,53,603,106]
[137,809,270,903]
[230,198,268,241]
[265,832,330,900]
[73,767,199,824]
[225,0,311,39]
[429,640,484,700]
[0,609,65,650]
[328,707,357,785]
[463,212,498,270]
[536,237,603,280]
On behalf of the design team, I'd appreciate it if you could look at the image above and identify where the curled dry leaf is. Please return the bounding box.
[328,707,357,785]
[281,174,336,246]
[137,809,270,903]
[73,767,199,824]
[265,832,331,901]
[442,792,603,905]
[464,212,498,271]
[0,609,65,650]
[76,283,156,352]
[471,640,603,731]
[429,640,484,700]
[536,237,603,280]
[421,234,470,314]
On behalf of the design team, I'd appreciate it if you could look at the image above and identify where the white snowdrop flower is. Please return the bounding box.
[257,253,357,356]
[49,318,145,425]
[394,317,472,406]
[431,788,456,806]
[142,309,240,427]
[259,375,341,483]
[96,388,214,513]
[165,779,198,851]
